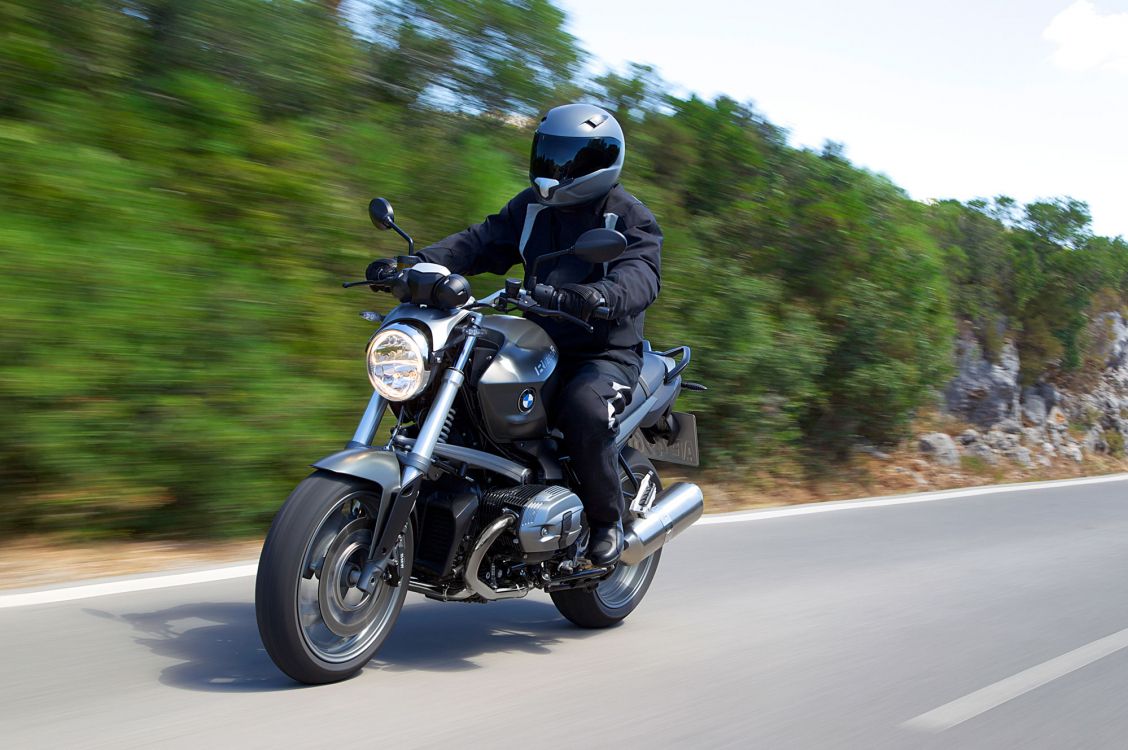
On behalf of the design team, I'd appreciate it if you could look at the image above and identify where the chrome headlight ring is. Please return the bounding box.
[366,323,432,402]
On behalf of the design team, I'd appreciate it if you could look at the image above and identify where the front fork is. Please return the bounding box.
[356,315,483,592]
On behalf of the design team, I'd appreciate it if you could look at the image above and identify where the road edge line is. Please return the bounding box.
[0,563,259,609]
[696,472,1128,526]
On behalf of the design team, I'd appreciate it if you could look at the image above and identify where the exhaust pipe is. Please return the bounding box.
[620,482,704,565]
[463,513,531,601]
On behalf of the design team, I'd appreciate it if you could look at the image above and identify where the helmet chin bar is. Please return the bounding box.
[533,177,559,199]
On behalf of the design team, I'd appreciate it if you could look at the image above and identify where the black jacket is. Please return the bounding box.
[417,185,662,363]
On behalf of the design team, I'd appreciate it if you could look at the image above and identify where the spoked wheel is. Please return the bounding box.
[256,470,413,684]
[551,448,663,628]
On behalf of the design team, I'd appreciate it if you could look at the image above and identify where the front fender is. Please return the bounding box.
[312,447,402,507]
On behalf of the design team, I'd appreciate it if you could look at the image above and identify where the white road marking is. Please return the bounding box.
[696,472,1128,526]
[1,472,1126,609]
[902,626,1128,732]
[0,563,258,609]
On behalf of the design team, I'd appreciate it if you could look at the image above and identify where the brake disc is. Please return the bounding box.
[317,518,382,638]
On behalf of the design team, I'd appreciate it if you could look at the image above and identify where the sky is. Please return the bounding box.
[556,0,1128,239]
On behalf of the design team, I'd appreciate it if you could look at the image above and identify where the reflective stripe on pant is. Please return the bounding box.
[553,357,638,525]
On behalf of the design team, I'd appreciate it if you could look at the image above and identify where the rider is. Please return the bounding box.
[366,103,662,566]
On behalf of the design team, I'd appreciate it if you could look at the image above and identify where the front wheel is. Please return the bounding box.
[551,449,662,628]
[255,470,413,684]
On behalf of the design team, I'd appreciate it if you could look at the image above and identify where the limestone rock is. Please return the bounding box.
[985,429,1017,451]
[1090,312,1128,370]
[1021,391,1048,426]
[965,442,998,465]
[1084,427,1108,455]
[918,432,959,467]
[996,418,1023,434]
[944,334,1020,427]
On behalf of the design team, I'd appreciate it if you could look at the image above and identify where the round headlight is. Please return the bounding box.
[366,324,431,401]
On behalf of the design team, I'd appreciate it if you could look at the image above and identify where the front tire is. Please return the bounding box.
[551,449,662,628]
[256,470,413,684]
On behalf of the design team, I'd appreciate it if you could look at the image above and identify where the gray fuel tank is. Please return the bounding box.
[475,315,559,442]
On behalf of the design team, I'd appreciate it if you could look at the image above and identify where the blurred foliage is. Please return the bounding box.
[1,0,1125,537]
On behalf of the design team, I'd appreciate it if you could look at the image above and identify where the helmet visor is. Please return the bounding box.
[530,133,622,183]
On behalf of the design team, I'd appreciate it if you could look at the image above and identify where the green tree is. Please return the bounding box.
[368,0,579,115]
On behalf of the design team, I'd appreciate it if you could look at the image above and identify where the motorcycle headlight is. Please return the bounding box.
[366,324,432,402]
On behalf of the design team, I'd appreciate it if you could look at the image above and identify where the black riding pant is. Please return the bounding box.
[552,355,640,526]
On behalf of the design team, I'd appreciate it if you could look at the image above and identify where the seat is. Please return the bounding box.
[637,349,670,398]
[621,345,674,423]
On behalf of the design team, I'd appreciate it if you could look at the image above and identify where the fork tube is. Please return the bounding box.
[349,392,388,448]
[400,325,480,487]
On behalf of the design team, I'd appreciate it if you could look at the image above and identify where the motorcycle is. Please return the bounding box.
[255,198,705,684]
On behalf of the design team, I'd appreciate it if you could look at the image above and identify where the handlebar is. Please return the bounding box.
[510,295,593,332]
[347,271,610,331]
[530,283,612,323]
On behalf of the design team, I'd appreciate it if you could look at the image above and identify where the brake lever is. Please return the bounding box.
[556,309,594,333]
[524,303,594,333]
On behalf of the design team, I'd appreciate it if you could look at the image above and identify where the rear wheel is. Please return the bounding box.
[551,448,662,628]
[255,470,413,684]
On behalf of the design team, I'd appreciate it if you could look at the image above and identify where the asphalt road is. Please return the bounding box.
[4,475,1128,748]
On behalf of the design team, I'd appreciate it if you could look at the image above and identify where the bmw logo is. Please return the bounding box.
[518,389,536,413]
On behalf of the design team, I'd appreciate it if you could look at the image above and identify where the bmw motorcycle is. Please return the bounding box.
[255,198,704,684]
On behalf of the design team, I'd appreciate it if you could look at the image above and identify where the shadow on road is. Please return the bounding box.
[370,598,595,673]
[90,596,593,692]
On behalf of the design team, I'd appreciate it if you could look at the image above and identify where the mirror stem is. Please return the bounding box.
[525,247,572,288]
[388,221,414,254]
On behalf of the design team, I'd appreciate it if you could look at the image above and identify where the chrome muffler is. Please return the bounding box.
[620,482,704,565]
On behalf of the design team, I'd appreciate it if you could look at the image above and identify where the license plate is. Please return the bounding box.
[628,412,700,467]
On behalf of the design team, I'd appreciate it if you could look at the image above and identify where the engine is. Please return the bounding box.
[480,484,584,557]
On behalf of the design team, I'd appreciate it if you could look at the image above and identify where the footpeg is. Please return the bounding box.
[628,472,658,516]
[545,566,613,592]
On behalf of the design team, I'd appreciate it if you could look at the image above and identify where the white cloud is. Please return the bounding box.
[1045,1,1128,74]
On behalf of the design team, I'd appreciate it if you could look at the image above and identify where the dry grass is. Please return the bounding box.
[0,537,263,591]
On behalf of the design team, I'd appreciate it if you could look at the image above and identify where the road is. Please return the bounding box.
[4,475,1128,748]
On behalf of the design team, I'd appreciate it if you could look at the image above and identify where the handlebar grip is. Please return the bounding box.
[532,283,558,307]
[591,305,612,320]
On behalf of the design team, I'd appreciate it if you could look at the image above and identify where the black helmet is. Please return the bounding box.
[529,103,625,207]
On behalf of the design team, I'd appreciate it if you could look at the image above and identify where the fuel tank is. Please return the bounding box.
[474,315,559,442]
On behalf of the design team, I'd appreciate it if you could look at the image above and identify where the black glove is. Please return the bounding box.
[365,258,397,285]
[555,283,604,321]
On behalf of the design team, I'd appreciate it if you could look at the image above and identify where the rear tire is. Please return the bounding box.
[256,470,413,684]
[551,449,662,628]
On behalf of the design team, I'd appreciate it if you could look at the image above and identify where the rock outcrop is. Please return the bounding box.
[940,314,1128,462]
[944,334,1020,427]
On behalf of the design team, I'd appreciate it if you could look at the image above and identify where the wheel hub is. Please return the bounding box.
[317,519,383,637]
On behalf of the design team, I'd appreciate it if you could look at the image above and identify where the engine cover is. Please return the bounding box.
[481,485,584,553]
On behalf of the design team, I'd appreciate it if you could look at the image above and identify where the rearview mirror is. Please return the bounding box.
[368,198,395,230]
[573,228,627,264]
